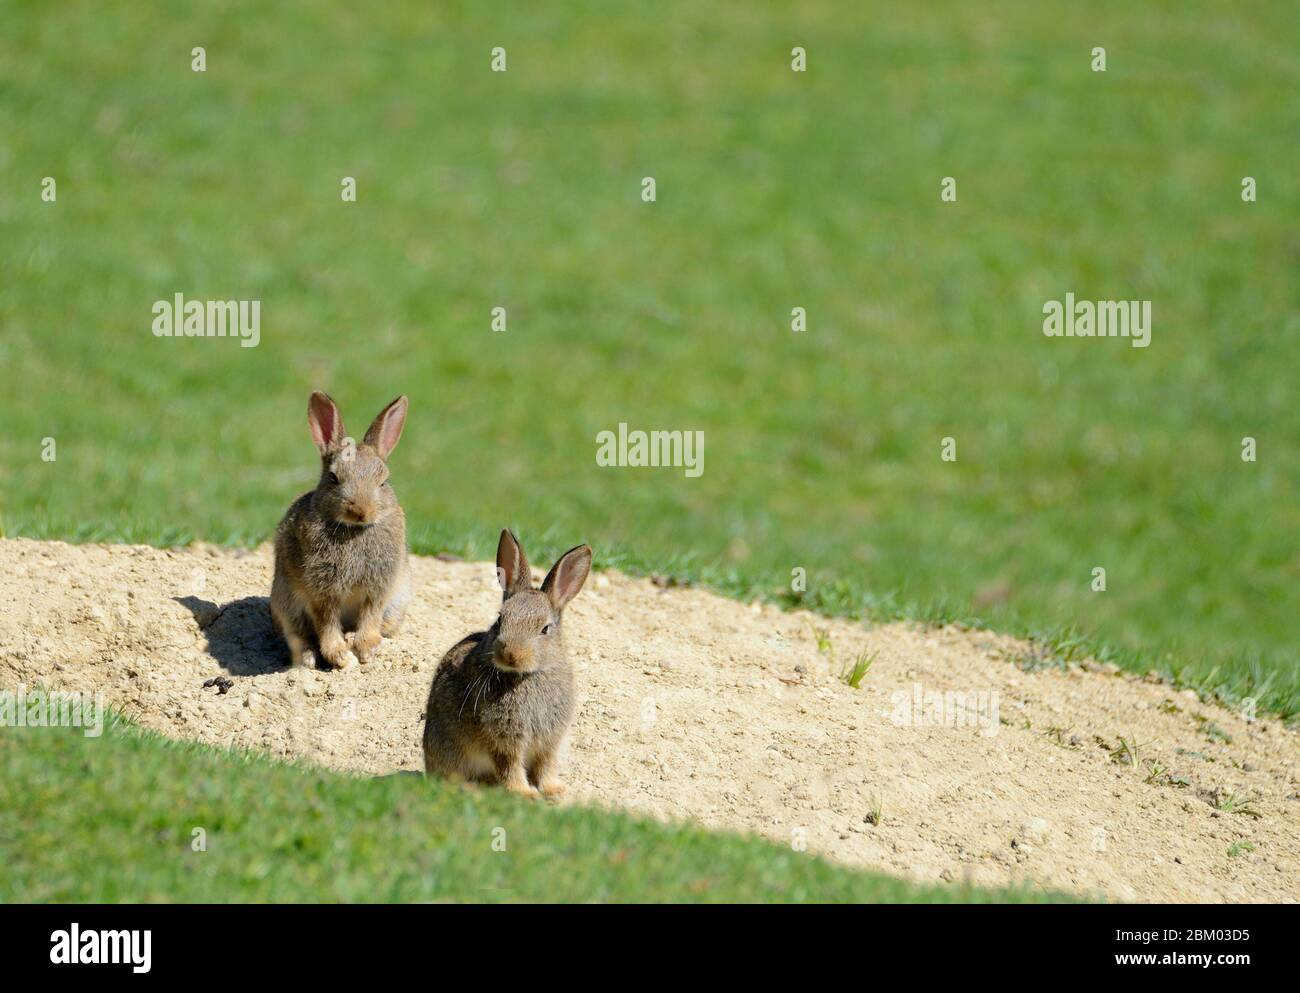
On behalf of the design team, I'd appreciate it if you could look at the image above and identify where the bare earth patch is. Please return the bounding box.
[1,538,1296,902]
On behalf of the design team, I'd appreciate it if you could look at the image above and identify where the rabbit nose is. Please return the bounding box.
[499,647,518,668]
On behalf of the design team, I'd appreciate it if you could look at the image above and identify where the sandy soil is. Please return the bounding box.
[1,537,1295,902]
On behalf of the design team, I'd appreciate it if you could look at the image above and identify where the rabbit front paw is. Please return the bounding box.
[538,779,566,799]
[321,645,359,671]
[349,627,382,663]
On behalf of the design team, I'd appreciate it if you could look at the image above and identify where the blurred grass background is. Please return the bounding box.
[1,1,1297,715]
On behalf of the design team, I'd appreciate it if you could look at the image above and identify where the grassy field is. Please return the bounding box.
[1,0,1298,721]
[0,718,1066,903]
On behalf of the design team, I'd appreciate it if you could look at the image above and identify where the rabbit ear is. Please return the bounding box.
[496,529,532,597]
[308,391,347,455]
[542,544,591,612]
[363,395,408,460]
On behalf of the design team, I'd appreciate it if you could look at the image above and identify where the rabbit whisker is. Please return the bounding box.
[473,664,497,715]
[459,663,497,718]
[459,670,482,718]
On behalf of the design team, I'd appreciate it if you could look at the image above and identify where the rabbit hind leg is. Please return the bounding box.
[271,585,318,669]
[380,564,412,638]
[529,737,567,798]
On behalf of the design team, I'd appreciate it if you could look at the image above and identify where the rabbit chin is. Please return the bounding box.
[492,653,544,675]
[334,510,385,528]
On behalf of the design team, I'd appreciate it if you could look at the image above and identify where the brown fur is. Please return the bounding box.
[423,530,591,796]
[271,392,411,670]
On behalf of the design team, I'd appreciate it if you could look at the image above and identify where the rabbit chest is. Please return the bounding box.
[473,664,575,745]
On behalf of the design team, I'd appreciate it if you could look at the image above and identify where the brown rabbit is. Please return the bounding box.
[271,391,412,670]
[423,530,591,797]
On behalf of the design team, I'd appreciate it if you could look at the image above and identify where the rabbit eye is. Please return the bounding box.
[541,623,552,636]
[327,471,340,485]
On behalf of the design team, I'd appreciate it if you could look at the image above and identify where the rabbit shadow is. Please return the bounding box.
[174,595,288,676]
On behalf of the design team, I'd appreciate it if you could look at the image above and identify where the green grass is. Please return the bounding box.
[0,718,1067,903]
[838,651,875,689]
[1,1,1298,718]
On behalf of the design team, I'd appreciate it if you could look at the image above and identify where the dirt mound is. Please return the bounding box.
[1,538,1295,902]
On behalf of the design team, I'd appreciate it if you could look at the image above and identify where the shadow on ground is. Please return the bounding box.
[174,595,285,676]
